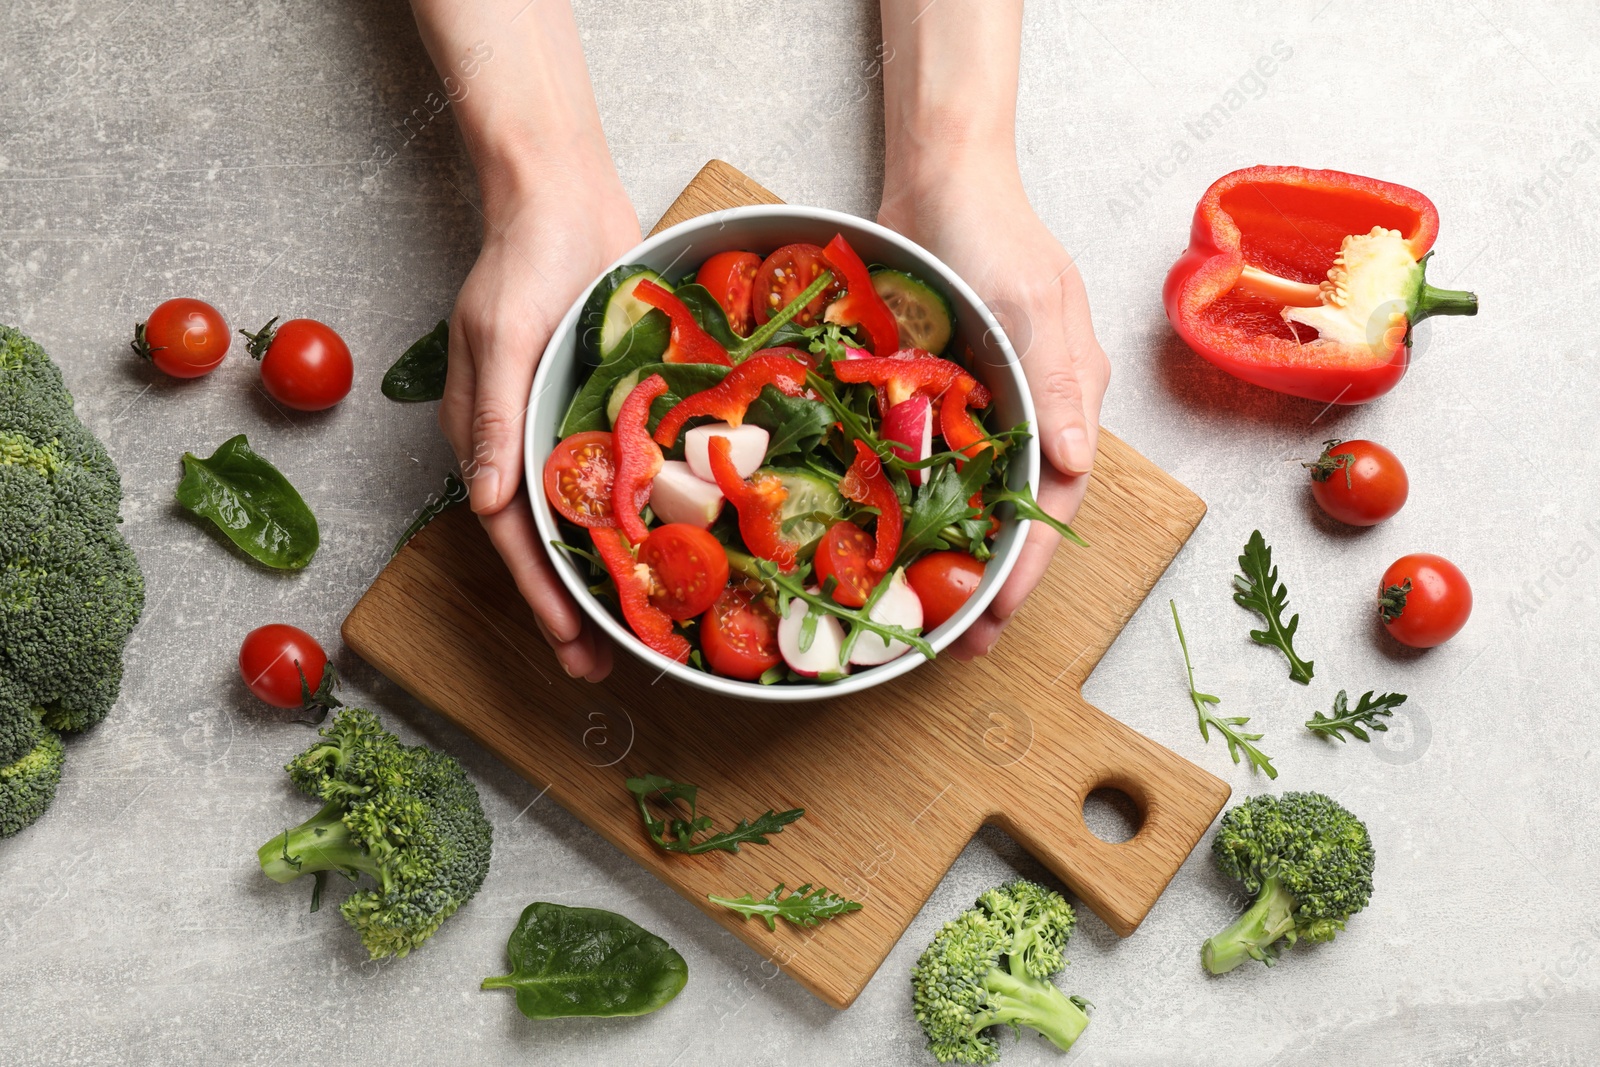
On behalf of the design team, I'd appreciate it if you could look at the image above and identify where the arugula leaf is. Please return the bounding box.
[674,283,742,348]
[731,270,834,361]
[1170,600,1277,779]
[391,471,467,556]
[708,883,863,931]
[746,387,833,460]
[1232,529,1315,684]
[733,552,936,661]
[175,434,320,570]
[381,319,448,402]
[895,451,993,567]
[983,482,1089,548]
[625,774,804,854]
[482,901,687,1019]
[1306,689,1407,742]
[558,309,671,436]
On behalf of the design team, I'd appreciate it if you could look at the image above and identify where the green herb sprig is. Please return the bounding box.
[1171,600,1277,779]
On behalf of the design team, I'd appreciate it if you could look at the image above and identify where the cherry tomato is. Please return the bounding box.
[696,250,761,335]
[814,522,879,607]
[906,551,985,630]
[1379,553,1471,648]
[542,431,617,527]
[751,243,843,328]
[242,317,354,411]
[638,523,729,620]
[132,298,230,378]
[700,585,782,680]
[1308,439,1408,526]
[239,624,328,708]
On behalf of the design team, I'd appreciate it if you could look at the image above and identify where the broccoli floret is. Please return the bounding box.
[0,326,145,837]
[256,707,493,960]
[1202,791,1375,974]
[912,878,1091,1064]
[0,723,65,838]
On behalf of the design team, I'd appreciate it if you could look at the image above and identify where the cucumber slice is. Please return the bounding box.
[604,368,645,428]
[600,270,670,357]
[872,269,954,354]
[760,467,845,546]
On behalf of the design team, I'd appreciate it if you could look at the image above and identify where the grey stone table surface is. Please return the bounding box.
[3,1,1596,1064]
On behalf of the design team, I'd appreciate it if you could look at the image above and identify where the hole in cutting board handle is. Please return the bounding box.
[1082,786,1143,844]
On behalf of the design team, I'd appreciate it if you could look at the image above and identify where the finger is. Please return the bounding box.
[1028,272,1111,477]
[462,315,543,516]
[479,489,585,646]
[439,313,477,465]
[581,624,614,683]
[947,611,1008,660]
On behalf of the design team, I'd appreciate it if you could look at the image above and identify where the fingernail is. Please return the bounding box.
[1056,427,1092,474]
[470,466,501,513]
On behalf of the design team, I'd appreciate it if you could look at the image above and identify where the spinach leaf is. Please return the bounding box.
[579,263,653,364]
[175,434,319,569]
[558,310,671,437]
[380,320,448,402]
[674,283,742,348]
[482,902,687,1019]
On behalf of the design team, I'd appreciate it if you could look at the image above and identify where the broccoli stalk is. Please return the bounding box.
[1202,791,1375,975]
[912,879,1091,1064]
[1200,874,1297,974]
[256,707,493,960]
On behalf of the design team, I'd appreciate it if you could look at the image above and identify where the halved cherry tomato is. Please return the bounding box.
[239,624,328,708]
[591,528,691,662]
[814,521,879,608]
[542,431,617,527]
[906,551,985,630]
[700,585,782,680]
[240,317,354,411]
[1307,439,1409,526]
[697,250,760,335]
[1379,553,1471,648]
[133,298,230,378]
[752,243,843,327]
[639,524,729,620]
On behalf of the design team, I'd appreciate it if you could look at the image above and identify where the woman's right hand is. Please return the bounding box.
[439,168,641,681]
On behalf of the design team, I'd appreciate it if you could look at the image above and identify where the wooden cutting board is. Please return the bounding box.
[343,160,1228,1009]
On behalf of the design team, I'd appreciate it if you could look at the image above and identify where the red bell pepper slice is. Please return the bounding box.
[652,349,811,447]
[706,435,799,571]
[838,440,902,572]
[634,278,733,367]
[939,375,991,460]
[590,527,691,662]
[967,490,1000,539]
[821,233,902,356]
[1163,166,1477,404]
[611,373,667,544]
[833,351,991,409]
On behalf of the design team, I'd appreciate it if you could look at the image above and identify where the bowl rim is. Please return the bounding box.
[524,203,1038,702]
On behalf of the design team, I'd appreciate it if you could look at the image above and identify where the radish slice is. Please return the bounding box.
[882,396,934,486]
[649,460,724,528]
[778,591,848,678]
[841,345,872,360]
[848,568,924,666]
[685,422,768,483]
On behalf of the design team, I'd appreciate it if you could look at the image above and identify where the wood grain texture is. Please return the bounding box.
[342,160,1228,1009]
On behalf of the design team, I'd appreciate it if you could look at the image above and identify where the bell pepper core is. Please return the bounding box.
[706,435,800,571]
[652,349,811,447]
[611,373,668,544]
[634,278,734,367]
[839,440,902,572]
[590,527,691,662]
[821,233,902,356]
[1163,165,1477,404]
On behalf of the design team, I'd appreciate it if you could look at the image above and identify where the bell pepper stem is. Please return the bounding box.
[1413,281,1478,321]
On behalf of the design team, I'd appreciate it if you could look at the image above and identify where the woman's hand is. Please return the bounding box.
[880,172,1110,659]
[439,174,639,681]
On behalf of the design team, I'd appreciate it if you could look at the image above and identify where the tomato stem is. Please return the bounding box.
[239,316,280,360]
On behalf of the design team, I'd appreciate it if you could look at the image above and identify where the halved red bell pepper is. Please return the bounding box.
[939,375,991,459]
[833,350,990,409]
[838,440,902,572]
[1164,166,1477,404]
[652,349,810,446]
[590,527,690,662]
[634,278,734,367]
[611,373,667,544]
[706,435,799,571]
[821,233,902,355]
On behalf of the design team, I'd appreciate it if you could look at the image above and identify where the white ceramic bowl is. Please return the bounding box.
[526,205,1038,702]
